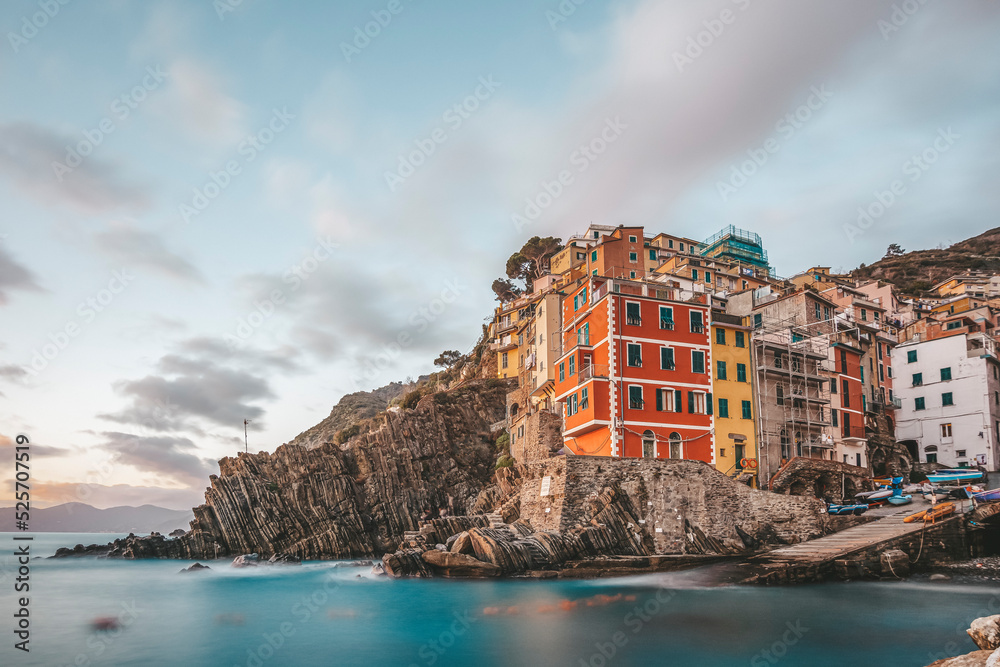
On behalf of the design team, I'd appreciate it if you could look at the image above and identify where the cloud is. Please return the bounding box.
[0,434,71,457]
[0,244,43,306]
[0,122,150,213]
[99,337,295,433]
[98,431,215,487]
[0,364,28,387]
[2,480,204,511]
[93,222,206,284]
[148,59,247,148]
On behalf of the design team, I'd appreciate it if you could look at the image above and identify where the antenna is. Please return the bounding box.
[243,419,251,453]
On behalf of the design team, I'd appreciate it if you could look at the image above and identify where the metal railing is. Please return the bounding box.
[578,364,610,383]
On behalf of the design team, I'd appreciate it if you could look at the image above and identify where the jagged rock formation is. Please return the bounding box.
[62,379,513,561]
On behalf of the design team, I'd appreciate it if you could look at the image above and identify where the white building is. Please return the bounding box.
[892,331,1000,470]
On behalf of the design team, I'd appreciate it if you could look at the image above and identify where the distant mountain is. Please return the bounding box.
[853,227,1000,295]
[2,503,193,534]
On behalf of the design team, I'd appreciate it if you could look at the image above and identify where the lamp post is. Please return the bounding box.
[244,419,251,453]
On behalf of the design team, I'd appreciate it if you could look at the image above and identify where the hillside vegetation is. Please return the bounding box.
[852,227,1000,295]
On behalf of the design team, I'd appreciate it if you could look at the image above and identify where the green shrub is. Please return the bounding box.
[401,389,427,410]
[267,481,279,493]
[495,455,514,469]
[334,424,360,445]
[495,432,510,453]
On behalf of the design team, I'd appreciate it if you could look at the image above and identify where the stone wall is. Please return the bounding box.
[769,457,874,502]
[520,456,831,555]
[511,410,563,465]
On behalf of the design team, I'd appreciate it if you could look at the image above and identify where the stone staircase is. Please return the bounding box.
[487,513,506,529]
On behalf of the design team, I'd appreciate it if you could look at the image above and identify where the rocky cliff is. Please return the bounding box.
[104,378,513,560]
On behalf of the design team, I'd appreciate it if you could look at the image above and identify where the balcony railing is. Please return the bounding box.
[629,397,644,409]
[691,323,705,334]
[626,316,642,326]
[660,319,675,330]
[578,364,610,383]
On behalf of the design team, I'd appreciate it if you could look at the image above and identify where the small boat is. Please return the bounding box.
[856,489,893,501]
[926,469,984,483]
[887,495,913,506]
[903,509,928,523]
[973,488,1000,503]
[923,502,956,523]
[828,503,869,516]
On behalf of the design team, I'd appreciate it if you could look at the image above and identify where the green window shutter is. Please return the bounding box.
[591,250,597,262]
[737,364,747,382]
[717,361,726,380]
[656,389,664,411]
[688,391,694,413]
[675,390,683,412]
[718,398,728,418]
[707,393,713,416]
[742,400,752,419]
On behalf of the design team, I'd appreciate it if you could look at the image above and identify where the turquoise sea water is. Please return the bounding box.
[0,533,998,666]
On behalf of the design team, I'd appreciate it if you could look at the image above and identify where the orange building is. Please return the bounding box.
[553,275,714,462]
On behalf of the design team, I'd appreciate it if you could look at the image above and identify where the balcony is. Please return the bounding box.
[968,333,997,360]
[578,364,609,383]
[626,315,642,326]
[555,331,593,359]
[660,318,675,330]
[691,323,705,334]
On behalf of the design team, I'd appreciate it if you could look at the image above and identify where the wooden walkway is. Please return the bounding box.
[756,506,962,565]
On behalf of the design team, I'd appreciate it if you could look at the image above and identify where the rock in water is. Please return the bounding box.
[970,616,1000,651]
[267,554,302,565]
[180,563,211,573]
[421,550,501,578]
[231,554,260,568]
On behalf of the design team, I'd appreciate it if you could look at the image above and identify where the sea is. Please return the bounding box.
[0,532,997,666]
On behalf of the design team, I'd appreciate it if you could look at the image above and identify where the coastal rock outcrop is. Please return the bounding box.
[55,379,512,561]
[970,616,1000,651]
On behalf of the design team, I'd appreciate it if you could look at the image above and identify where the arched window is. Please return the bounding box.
[642,430,655,458]
[924,445,938,452]
[669,432,682,459]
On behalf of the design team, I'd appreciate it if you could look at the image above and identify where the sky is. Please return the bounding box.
[0,0,998,510]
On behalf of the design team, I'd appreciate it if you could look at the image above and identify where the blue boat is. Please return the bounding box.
[887,495,912,505]
[972,488,1000,503]
[926,469,984,483]
[828,503,869,516]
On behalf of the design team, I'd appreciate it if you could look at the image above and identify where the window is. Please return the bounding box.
[831,409,838,427]
[502,352,508,369]
[776,384,785,406]
[716,328,726,345]
[669,433,682,459]
[660,347,675,371]
[927,452,938,463]
[842,380,849,406]
[642,430,655,458]
[780,429,791,460]
[741,400,752,419]
[679,242,685,251]
[941,423,952,439]
[567,393,578,416]
[656,388,676,412]
[558,362,565,382]
[690,310,704,333]
[942,392,954,406]
[717,360,727,380]
[649,249,656,261]
[580,288,587,306]
[814,302,821,320]
[956,449,967,459]
[735,331,745,348]
[718,398,729,418]
[629,252,638,263]
[940,367,952,381]
[627,343,642,367]
[576,252,585,260]
[591,250,597,262]
[860,308,867,321]
[569,357,576,376]
[626,302,641,326]
[705,272,712,284]
[689,392,707,414]
[692,350,705,374]
[907,350,917,363]
[912,373,922,387]
[692,269,699,281]
[915,397,925,410]
[753,314,762,329]
[629,235,637,243]
[995,391,999,406]
[629,385,643,409]
[668,239,674,249]
[774,353,783,369]
[824,306,831,321]
[660,306,674,329]
[843,412,851,437]
[630,271,636,279]
[830,378,837,394]
[736,363,747,382]
[578,323,590,346]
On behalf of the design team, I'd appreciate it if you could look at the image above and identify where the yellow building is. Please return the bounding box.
[710,311,758,486]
